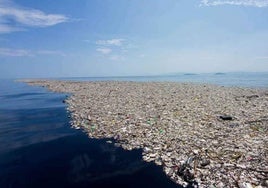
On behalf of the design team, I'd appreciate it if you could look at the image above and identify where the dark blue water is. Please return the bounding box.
[60,72,268,88]
[0,80,181,188]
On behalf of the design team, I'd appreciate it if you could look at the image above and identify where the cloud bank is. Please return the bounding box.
[96,39,124,46]
[0,0,68,33]
[200,0,268,7]
[0,48,32,56]
[95,38,127,61]
[96,48,112,54]
[0,48,66,57]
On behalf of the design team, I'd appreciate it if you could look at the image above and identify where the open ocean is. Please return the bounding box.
[0,72,267,188]
[61,72,268,88]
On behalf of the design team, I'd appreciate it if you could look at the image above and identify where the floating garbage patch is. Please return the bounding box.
[23,80,268,187]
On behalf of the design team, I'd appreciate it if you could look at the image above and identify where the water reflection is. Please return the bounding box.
[0,80,181,188]
[0,134,181,188]
[0,107,75,153]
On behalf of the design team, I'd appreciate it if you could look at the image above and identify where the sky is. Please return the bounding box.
[0,0,268,78]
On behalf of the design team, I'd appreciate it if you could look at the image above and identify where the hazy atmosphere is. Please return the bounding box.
[0,0,268,78]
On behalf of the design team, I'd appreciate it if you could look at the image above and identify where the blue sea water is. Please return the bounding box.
[0,72,267,188]
[61,72,268,88]
[0,80,180,188]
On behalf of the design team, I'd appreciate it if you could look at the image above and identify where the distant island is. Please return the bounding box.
[183,73,198,76]
[214,72,226,75]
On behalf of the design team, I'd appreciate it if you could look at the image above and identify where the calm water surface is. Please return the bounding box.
[0,80,180,188]
[61,72,268,88]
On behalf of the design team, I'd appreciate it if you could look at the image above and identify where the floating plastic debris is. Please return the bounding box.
[23,80,268,187]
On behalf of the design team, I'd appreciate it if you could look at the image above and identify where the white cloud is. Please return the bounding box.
[200,0,268,7]
[96,39,124,46]
[0,0,68,33]
[0,48,32,56]
[110,55,125,61]
[95,38,130,59]
[0,48,67,57]
[37,50,66,56]
[96,48,112,54]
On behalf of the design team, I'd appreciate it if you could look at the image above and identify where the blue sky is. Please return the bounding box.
[0,0,268,78]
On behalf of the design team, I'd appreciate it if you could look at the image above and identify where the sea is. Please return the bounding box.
[0,72,267,188]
